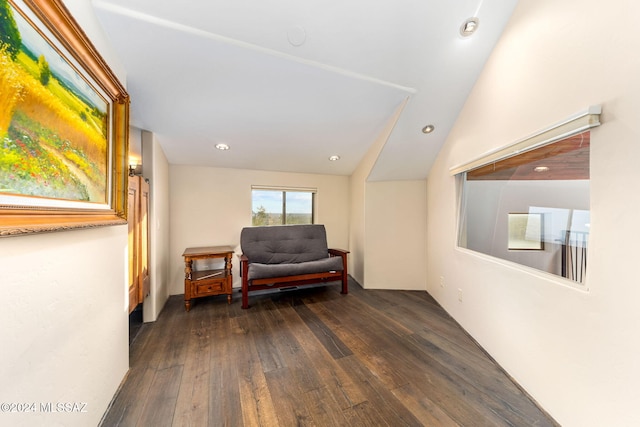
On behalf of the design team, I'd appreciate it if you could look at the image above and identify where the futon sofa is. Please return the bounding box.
[239,224,349,309]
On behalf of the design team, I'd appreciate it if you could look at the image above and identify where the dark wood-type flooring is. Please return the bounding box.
[101,279,557,426]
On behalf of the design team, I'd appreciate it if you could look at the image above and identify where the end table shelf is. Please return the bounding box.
[182,245,234,311]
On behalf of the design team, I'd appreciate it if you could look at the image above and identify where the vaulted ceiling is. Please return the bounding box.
[92,0,517,180]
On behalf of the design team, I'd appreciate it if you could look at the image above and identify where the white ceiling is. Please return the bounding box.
[92,0,517,180]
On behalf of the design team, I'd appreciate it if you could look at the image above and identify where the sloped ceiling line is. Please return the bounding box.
[92,0,518,179]
[93,0,416,95]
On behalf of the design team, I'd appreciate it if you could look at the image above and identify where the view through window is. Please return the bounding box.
[251,187,315,226]
[457,131,591,283]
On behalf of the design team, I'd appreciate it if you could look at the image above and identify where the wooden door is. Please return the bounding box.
[138,178,150,303]
[128,175,150,314]
[127,176,140,313]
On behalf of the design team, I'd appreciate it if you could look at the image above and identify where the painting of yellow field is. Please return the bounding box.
[0,0,108,203]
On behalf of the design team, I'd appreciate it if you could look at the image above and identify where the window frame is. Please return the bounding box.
[451,106,601,285]
[251,186,316,226]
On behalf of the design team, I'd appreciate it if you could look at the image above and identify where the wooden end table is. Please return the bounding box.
[182,246,234,311]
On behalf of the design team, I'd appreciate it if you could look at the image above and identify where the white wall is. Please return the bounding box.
[364,180,427,290]
[349,99,407,285]
[0,2,129,425]
[0,227,129,427]
[427,0,640,425]
[142,130,170,322]
[349,97,427,291]
[169,166,349,295]
[349,136,386,285]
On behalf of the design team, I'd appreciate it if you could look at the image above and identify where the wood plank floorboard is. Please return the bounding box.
[100,279,558,427]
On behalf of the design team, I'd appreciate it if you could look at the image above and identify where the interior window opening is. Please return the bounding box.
[457,130,592,284]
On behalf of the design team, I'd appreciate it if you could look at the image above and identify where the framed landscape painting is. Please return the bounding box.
[0,0,129,236]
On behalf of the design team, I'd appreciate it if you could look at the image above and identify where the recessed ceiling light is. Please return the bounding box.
[215,143,230,150]
[460,17,479,37]
[329,155,340,161]
[422,124,435,134]
[534,166,549,172]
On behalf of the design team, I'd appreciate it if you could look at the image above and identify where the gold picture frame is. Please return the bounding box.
[0,0,129,236]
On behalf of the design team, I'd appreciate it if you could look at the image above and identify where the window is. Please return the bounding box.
[452,107,601,284]
[251,186,315,226]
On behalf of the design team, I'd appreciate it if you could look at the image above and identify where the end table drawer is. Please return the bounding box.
[194,281,226,296]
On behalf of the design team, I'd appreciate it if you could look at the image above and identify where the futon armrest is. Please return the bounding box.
[328,248,349,256]
[239,254,249,278]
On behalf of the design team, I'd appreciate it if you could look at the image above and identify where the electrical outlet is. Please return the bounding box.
[458,288,463,302]
[440,276,445,288]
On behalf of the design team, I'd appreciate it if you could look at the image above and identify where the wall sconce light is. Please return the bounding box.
[129,163,141,176]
